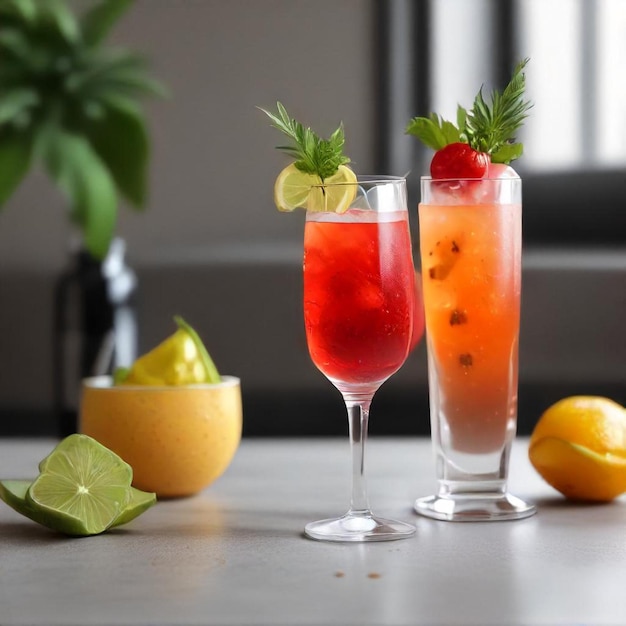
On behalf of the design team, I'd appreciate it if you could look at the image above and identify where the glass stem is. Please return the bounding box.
[344,395,373,517]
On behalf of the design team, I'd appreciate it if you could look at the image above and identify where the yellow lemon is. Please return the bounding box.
[117,316,219,386]
[273,163,357,213]
[529,396,626,501]
[273,163,320,212]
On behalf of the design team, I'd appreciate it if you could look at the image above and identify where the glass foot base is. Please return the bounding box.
[414,492,536,522]
[305,513,416,542]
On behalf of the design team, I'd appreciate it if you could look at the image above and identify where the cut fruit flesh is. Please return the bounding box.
[273,163,357,213]
[28,434,133,536]
[120,316,220,386]
[529,436,626,502]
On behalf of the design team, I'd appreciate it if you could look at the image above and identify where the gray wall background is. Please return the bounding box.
[0,0,379,417]
[1,0,624,434]
[0,0,377,269]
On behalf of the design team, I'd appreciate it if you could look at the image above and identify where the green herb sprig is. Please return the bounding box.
[406,58,532,164]
[259,102,350,181]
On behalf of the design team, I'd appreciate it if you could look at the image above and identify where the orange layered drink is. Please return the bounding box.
[419,179,521,455]
[408,59,536,520]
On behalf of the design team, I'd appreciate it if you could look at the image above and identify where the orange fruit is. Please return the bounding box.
[529,396,626,501]
[80,376,242,498]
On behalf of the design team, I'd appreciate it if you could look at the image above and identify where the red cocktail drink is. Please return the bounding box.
[300,176,418,542]
[261,104,419,541]
[304,210,414,387]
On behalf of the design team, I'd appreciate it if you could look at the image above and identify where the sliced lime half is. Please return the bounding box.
[1,479,156,534]
[27,434,133,536]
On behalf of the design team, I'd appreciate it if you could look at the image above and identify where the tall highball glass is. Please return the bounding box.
[415,177,536,521]
[303,176,416,541]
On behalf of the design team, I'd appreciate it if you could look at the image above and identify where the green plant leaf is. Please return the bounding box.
[1,0,37,23]
[68,49,167,100]
[81,0,134,48]
[490,142,523,164]
[0,0,165,254]
[464,58,531,157]
[0,88,38,126]
[39,0,80,44]
[456,105,467,134]
[260,102,350,180]
[405,114,461,150]
[82,162,118,261]
[41,127,117,259]
[83,96,148,207]
[0,27,31,61]
[95,69,169,99]
[0,131,32,208]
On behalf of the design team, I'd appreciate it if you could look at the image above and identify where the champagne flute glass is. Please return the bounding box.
[303,175,416,542]
[415,176,536,521]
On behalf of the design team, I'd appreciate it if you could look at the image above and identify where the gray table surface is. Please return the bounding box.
[1,437,626,626]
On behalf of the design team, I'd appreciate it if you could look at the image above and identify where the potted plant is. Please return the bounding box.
[0,0,165,258]
[0,0,166,435]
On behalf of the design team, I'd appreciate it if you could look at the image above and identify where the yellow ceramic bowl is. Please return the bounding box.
[79,375,242,498]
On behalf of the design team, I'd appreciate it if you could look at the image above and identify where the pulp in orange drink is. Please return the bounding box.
[419,198,521,453]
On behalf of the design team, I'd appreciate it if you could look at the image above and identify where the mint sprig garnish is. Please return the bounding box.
[406,113,463,151]
[259,102,350,181]
[406,58,532,164]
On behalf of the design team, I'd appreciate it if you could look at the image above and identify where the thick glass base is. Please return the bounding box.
[305,513,416,542]
[414,491,536,522]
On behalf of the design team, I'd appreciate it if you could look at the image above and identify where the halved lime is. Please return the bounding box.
[118,316,220,386]
[273,163,357,213]
[1,478,89,533]
[27,434,133,536]
[1,479,156,534]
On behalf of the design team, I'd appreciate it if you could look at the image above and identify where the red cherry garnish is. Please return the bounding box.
[430,142,489,179]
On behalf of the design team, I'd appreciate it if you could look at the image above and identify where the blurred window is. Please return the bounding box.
[519,0,626,170]
[377,0,626,245]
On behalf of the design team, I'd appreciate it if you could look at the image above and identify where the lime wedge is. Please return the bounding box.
[0,479,45,524]
[111,487,157,527]
[119,316,220,386]
[273,163,357,213]
[27,434,133,536]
